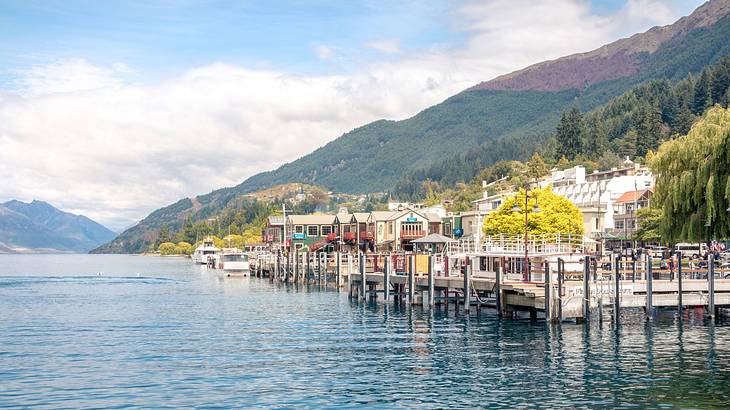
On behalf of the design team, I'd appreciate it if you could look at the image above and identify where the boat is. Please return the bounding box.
[217,248,250,276]
[192,238,220,265]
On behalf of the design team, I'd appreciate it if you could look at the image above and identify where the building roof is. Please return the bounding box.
[287,214,335,225]
[352,212,371,223]
[424,213,442,223]
[615,188,653,204]
[333,213,352,224]
[267,215,285,226]
[370,211,398,221]
[411,233,456,244]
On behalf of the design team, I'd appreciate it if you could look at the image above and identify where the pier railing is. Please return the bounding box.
[449,233,585,257]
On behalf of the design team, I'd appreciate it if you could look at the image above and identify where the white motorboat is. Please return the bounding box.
[192,238,220,265]
[217,249,250,276]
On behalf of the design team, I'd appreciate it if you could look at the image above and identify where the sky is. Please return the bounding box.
[0,0,706,231]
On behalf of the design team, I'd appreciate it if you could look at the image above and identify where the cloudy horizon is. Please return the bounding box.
[0,0,704,230]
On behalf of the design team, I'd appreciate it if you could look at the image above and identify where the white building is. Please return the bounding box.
[543,164,654,242]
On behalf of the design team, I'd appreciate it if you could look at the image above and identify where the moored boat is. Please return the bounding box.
[217,248,250,276]
[192,238,220,265]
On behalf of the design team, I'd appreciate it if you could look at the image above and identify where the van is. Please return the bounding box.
[674,243,708,259]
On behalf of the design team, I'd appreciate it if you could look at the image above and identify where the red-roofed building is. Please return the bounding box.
[611,189,653,239]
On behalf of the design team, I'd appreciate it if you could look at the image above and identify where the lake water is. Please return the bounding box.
[1,254,729,408]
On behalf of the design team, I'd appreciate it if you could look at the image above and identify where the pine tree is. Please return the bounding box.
[710,58,730,105]
[583,115,608,158]
[555,107,584,160]
[693,70,712,115]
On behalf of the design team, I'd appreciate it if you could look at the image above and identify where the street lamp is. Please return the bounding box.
[512,186,541,281]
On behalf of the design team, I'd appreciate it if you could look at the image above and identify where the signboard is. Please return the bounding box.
[406,217,418,222]
[293,233,305,240]
[453,228,464,237]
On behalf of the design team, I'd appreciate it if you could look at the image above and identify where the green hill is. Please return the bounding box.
[95,0,730,253]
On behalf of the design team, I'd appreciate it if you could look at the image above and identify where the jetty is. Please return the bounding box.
[251,234,730,322]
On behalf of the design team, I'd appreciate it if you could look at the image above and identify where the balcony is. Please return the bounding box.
[400,230,425,240]
[326,232,337,242]
[343,232,356,242]
[359,231,374,241]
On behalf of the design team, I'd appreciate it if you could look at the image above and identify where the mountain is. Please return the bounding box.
[97,0,730,253]
[0,200,116,253]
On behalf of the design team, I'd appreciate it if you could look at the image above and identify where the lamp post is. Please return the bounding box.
[512,185,541,281]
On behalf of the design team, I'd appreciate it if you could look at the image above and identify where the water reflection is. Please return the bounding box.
[1,255,730,408]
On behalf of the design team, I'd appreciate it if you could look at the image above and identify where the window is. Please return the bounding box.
[321,225,332,235]
[388,222,393,234]
[307,225,319,237]
[616,220,625,230]
[294,225,304,234]
[444,222,452,234]
[595,218,599,230]
[295,243,304,250]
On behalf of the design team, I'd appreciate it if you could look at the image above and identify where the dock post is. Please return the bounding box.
[708,254,715,319]
[614,255,620,324]
[646,255,653,319]
[384,254,390,302]
[275,252,280,281]
[557,258,564,322]
[632,260,636,283]
[428,254,435,308]
[359,253,366,301]
[677,252,683,312]
[495,265,502,318]
[294,249,299,283]
[408,255,415,304]
[348,253,353,290]
[464,260,471,313]
[582,257,590,321]
[317,252,322,285]
[544,262,551,321]
[336,252,341,288]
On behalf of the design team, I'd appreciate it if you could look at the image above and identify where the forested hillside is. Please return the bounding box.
[95,0,730,253]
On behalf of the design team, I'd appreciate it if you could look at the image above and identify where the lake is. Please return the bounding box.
[1,254,729,408]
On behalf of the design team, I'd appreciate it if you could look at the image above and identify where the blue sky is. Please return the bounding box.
[0,0,462,84]
[0,0,707,229]
[0,0,700,86]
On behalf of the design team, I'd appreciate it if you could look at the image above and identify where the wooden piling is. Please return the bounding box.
[646,255,653,319]
[557,258,564,322]
[582,257,590,321]
[464,260,471,313]
[408,255,415,304]
[495,265,502,318]
[294,249,299,283]
[677,252,683,311]
[544,262,551,321]
[359,253,366,301]
[614,256,620,323]
[428,254,435,308]
[336,251,341,288]
[708,254,715,319]
[384,254,390,302]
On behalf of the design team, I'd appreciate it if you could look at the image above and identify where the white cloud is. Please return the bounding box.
[313,45,335,60]
[364,39,401,54]
[0,1,701,230]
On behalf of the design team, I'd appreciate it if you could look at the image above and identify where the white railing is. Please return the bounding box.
[448,233,584,256]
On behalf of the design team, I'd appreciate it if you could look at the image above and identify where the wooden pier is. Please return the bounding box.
[251,251,730,322]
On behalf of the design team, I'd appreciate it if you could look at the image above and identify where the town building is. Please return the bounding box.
[286,214,336,252]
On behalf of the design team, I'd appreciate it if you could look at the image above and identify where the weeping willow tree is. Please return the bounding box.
[651,106,730,242]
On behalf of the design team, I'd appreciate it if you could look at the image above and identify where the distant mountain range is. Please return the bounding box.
[0,200,116,253]
[95,0,730,254]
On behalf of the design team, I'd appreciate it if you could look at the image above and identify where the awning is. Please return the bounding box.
[411,233,457,244]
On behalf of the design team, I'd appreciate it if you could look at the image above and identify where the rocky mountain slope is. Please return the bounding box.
[0,200,116,253]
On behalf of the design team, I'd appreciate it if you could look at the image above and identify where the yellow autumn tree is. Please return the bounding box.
[483,186,584,235]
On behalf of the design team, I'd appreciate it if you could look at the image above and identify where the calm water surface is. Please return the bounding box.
[1,254,729,408]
